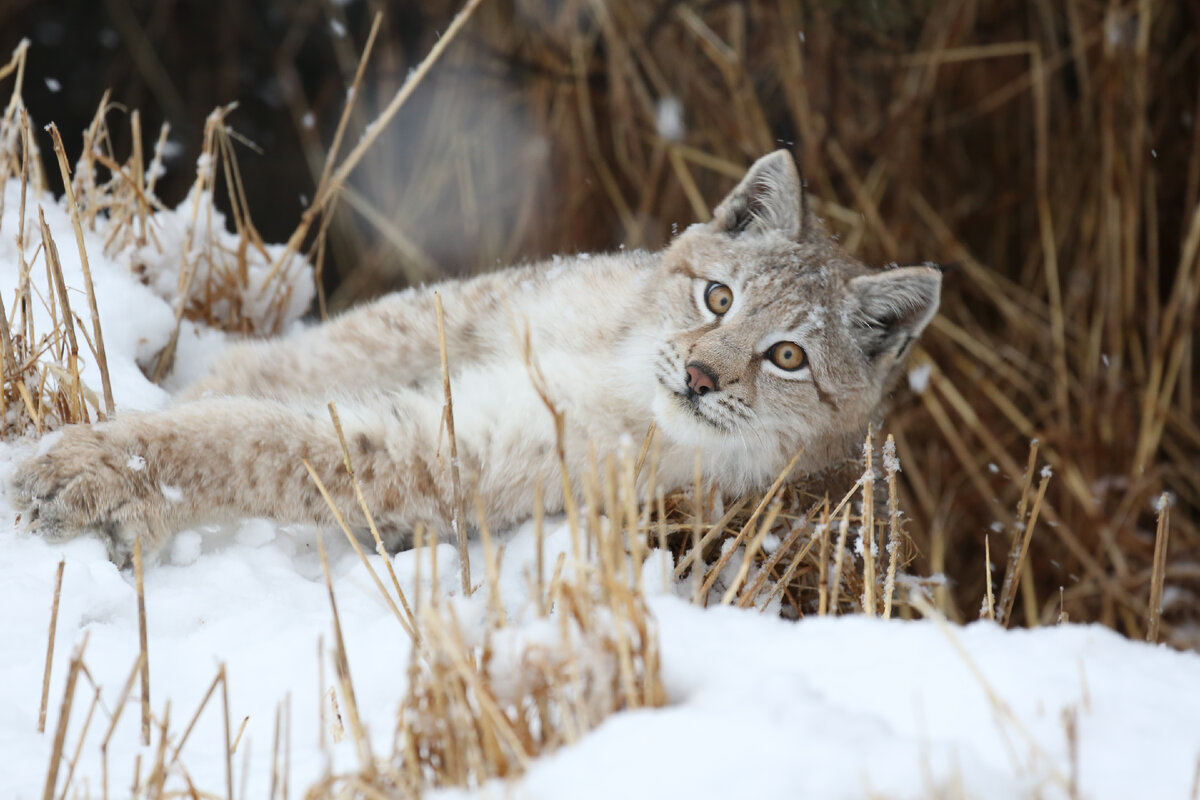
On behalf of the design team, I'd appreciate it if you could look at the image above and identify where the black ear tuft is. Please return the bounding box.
[710,151,805,240]
[848,266,942,359]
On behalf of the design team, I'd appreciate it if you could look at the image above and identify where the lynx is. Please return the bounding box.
[10,151,940,566]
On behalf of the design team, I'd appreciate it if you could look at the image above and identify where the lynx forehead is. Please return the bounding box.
[10,150,940,565]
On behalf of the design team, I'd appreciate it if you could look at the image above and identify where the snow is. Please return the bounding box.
[2,176,1200,799]
[907,361,932,394]
[655,97,685,143]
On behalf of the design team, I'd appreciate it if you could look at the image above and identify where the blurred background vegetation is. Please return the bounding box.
[2,0,1197,642]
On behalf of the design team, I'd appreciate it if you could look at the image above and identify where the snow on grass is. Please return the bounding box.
[1,177,1199,799]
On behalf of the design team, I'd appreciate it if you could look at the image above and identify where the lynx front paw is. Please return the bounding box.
[9,426,162,567]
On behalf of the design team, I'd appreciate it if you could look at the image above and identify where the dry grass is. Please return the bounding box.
[306,437,666,798]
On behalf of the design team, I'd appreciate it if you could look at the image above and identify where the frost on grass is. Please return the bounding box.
[882,436,901,474]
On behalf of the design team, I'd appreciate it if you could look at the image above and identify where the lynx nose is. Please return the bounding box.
[685,362,718,396]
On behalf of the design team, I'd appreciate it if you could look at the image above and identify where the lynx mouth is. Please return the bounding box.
[669,386,729,431]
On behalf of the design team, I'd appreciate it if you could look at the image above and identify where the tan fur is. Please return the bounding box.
[9,152,941,565]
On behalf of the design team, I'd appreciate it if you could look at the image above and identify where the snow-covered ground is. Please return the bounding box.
[2,180,1200,799]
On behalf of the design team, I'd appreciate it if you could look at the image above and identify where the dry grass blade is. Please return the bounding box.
[830,504,852,615]
[435,291,470,595]
[882,435,902,619]
[301,458,415,638]
[1147,494,1171,643]
[327,401,417,634]
[315,528,374,779]
[982,536,995,621]
[46,123,113,416]
[133,536,150,746]
[699,447,804,598]
[818,501,831,616]
[37,558,64,734]
[99,651,144,800]
[36,208,87,423]
[1000,464,1052,628]
[167,664,223,768]
[721,499,781,606]
[41,633,87,800]
[861,429,877,615]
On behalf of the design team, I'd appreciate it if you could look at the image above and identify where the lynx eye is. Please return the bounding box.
[767,341,807,371]
[704,282,733,315]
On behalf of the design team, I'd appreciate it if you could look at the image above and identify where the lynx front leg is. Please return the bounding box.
[10,395,453,565]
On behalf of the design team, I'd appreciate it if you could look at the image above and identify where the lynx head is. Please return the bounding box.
[651,150,940,488]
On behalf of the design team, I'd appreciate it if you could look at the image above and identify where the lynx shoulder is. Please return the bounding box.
[9,150,940,565]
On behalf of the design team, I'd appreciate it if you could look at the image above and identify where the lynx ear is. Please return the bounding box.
[710,150,808,240]
[848,266,941,359]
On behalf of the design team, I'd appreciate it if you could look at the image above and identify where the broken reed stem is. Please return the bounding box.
[145,701,172,799]
[830,504,851,614]
[313,12,383,212]
[42,633,87,800]
[1147,493,1171,643]
[534,477,546,614]
[435,292,471,596]
[326,401,417,632]
[690,449,704,604]
[221,666,235,800]
[656,489,668,592]
[47,124,113,416]
[633,421,656,480]
[756,519,822,612]
[982,535,996,621]
[301,457,415,638]
[152,108,219,381]
[818,500,831,615]
[882,435,901,619]
[133,536,150,747]
[1000,467,1052,628]
[168,664,222,767]
[38,558,65,734]
[671,498,750,581]
[231,714,249,755]
[38,208,85,422]
[861,430,876,616]
[512,315,580,562]
[721,499,781,606]
[475,493,506,627]
[315,528,374,779]
[621,446,643,591]
[58,680,102,800]
[99,651,144,800]
[997,442,1041,624]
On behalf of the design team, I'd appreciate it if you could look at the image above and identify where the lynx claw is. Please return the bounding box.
[8,426,152,567]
